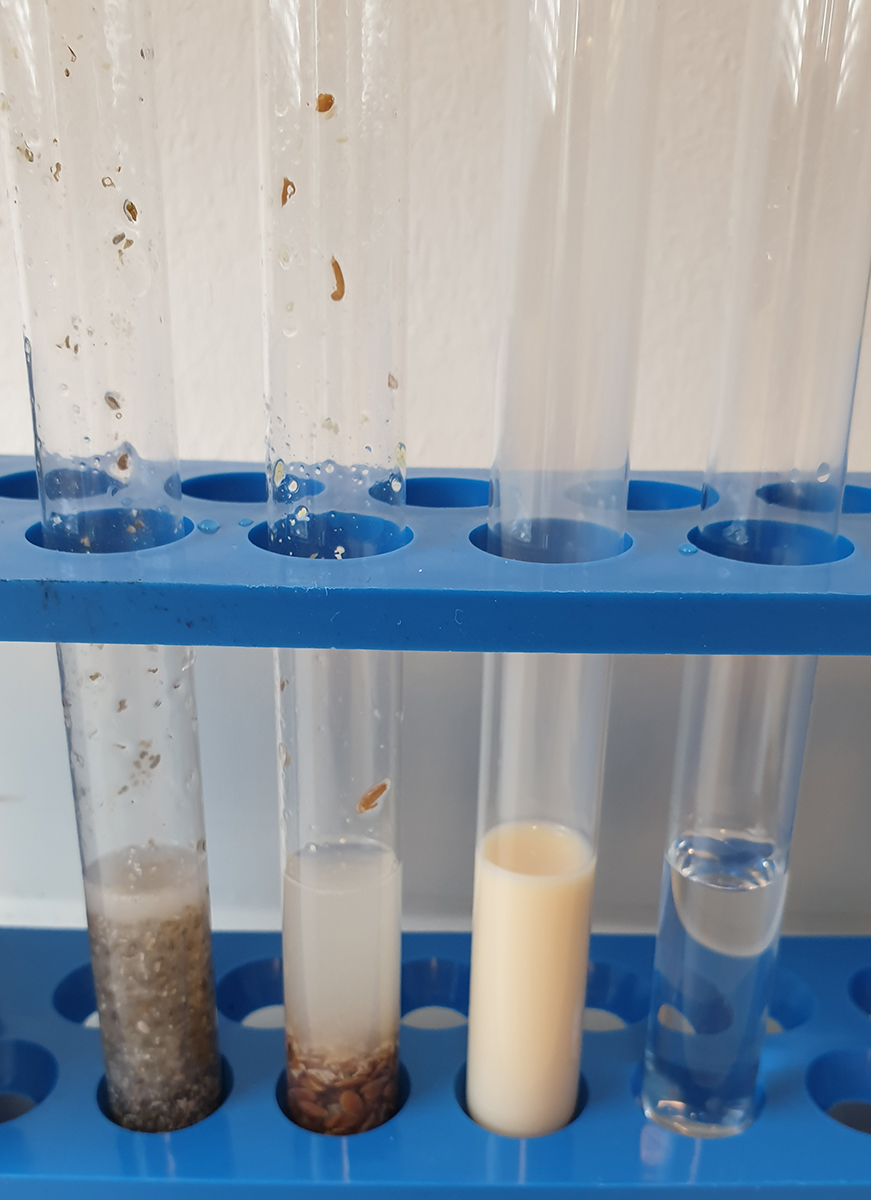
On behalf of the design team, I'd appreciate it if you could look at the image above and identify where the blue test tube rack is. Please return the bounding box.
[1,456,871,1197]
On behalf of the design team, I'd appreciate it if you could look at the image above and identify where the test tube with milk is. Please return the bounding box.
[465,0,661,1139]
[466,655,611,1137]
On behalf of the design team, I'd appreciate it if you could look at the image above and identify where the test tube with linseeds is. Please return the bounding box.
[257,0,408,1137]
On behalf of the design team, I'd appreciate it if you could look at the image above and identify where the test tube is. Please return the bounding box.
[257,0,407,558]
[464,0,661,1140]
[641,0,871,1138]
[277,648,402,1134]
[640,655,815,1137]
[467,654,612,1138]
[0,1,221,1131]
[0,0,185,552]
[487,0,660,564]
[59,644,221,1132]
[690,0,871,563]
[257,0,407,1136]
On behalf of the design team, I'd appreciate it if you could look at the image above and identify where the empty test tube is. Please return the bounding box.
[0,0,221,1131]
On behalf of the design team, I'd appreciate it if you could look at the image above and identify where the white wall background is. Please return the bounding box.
[1,2,871,935]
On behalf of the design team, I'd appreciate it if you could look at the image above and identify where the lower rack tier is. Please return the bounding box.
[0,928,870,1196]
[2,458,871,653]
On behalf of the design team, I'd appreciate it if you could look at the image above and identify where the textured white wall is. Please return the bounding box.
[1,3,871,935]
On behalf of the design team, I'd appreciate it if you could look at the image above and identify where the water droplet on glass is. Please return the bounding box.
[391,478,401,492]
[197,519,219,535]
[238,517,253,527]
[334,545,345,559]
[278,245,291,269]
[679,543,698,555]
[325,462,334,473]
[289,478,298,493]
[817,462,830,482]
[282,325,297,338]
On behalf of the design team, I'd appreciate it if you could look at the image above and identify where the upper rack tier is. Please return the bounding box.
[1,457,871,654]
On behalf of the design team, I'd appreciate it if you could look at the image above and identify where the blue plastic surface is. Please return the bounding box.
[2,456,871,652]
[2,929,871,1196]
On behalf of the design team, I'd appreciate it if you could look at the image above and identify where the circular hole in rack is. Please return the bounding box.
[0,1040,58,1123]
[470,519,631,565]
[807,1049,871,1135]
[847,966,871,1020]
[627,480,703,511]
[766,968,814,1033]
[183,472,267,503]
[401,957,470,1029]
[0,470,38,500]
[687,520,853,566]
[216,957,284,1028]
[53,963,99,1026]
[248,514,412,559]
[757,481,841,514]
[583,961,649,1032]
[96,1056,233,1132]
[275,1061,410,1133]
[26,513,194,554]
[454,1063,588,1133]
[406,477,489,509]
[843,485,871,514]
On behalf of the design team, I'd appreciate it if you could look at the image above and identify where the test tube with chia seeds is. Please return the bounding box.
[0,0,221,1131]
[257,0,408,1134]
[59,644,221,1132]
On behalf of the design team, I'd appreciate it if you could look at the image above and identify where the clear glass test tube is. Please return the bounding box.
[467,654,612,1138]
[464,0,661,1141]
[0,0,185,552]
[257,0,407,560]
[257,0,407,1136]
[59,644,221,1132]
[691,0,871,564]
[277,648,402,1135]
[487,0,660,565]
[642,0,871,1138]
[0,0,221,1132]
[641,655,816,1137]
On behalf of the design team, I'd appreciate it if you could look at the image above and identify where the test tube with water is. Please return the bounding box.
[641,656,815,1137]
[642,0,871,1137]
[0,0,221,1130]
[465,0,661,1139]
[257,0,407,1135]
